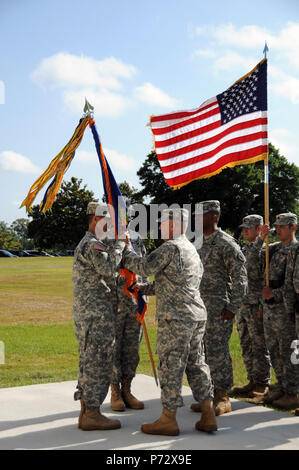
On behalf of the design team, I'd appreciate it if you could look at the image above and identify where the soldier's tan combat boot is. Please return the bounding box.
[248,383,269,401]
[214,390,232,416]
[121,377,144,409]
[80,408,121,431]
[231,380,255,396]
[263,386,284,404]
[78,399,86,429]
[110,383,126,411]
[190,402,202,412]
[195,400,218,433]
[141,408,179,436]
[272,393,299,409]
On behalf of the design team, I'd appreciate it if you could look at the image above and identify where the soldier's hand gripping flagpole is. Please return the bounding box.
[87,100,159,387]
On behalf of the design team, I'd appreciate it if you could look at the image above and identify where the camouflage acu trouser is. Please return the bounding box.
[203,301,234,391]
[74,314,115,408]
[263,303,299,394]
[237,304,271,385]
[110,297,143,384]
[156,319,214,411]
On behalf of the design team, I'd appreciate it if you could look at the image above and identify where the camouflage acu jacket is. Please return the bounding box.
[261,239,297,306]
[123,234,207,322]
[198,228,247,313]
[242,236,264,305]
[283,242,299,313]
[72,231,125,321]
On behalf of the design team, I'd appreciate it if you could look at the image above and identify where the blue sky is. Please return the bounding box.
[1,0,299,224]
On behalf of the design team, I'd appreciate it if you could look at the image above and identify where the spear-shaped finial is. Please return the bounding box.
[263,41,269,59]
[83,98,94,117]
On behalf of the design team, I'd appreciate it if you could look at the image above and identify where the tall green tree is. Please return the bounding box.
[101,181,144,204]
[27,177,96,250]
[10,218,33,249]
[137,143,299,237]
[0,221,22,250]
[118,181,144,204]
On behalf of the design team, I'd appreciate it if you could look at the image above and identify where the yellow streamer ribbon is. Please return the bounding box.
[20,116,91,213]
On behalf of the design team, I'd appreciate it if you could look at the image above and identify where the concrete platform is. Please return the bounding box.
[0,374,298,450]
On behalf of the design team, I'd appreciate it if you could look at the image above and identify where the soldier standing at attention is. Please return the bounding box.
[283,240,299,412]
[191,201,247,416]
[123,208,216,436]
[262,213,299,409]
[72,202,126,431]
[232,215,271,399]
[109,202,146,412]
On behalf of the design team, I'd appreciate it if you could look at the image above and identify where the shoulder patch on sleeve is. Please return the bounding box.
[94,242,107,252]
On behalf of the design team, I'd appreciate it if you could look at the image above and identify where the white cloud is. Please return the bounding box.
[106,148,137,171]
[76,149,137,171]
[31,53,137,90]
[269,128,298,163]
[196,23,270,49]
[135,82,180,108]
[269,22,299,69]
[31,52,181,117]
[269,65,299,104]
[194,22,299,104]
[0,151,41,174]
[195,22,299,70]
[194,49,217,58]
[63,88,130,116]
[214,52,258,72]
[76,150,98,164]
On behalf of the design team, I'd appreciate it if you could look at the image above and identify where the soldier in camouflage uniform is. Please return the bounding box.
[284,242,299,338]
[232,215,271,398]
[191,201,247,416]
[109,208,147,412]
[72,202,126,431]
[283,241,299,413]
[123,208,217,435]
[261,213,299,409]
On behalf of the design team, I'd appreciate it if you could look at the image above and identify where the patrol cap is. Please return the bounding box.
[274,212,297,226]
[158,208,189,224]
[193,200,221,215]
[86,201,99,215]
[240,214,264,228]
[95,202,111,218]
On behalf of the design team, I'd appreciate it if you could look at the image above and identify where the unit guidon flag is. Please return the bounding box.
[150,58,268,189]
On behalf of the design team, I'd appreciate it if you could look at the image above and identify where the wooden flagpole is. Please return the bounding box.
[263,42,270,286]
[142,320,159,387]
[264,153,270,286]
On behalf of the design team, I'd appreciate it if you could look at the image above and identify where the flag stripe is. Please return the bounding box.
[150,98,217,125]
[157,119,268,162]
[154,109,266,147]
[150,59,268,188]
[152,103,219,136]
[165,147,268,187]
[155,112,221,148]
[160,132,268,173]
[163,140,268,180]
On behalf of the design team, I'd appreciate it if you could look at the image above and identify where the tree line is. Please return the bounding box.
[1,143,298,252]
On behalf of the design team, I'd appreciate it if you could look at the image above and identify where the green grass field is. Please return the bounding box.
[0,257,248,389]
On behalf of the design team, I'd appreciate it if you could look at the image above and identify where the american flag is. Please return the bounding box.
[150,59,268,189]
